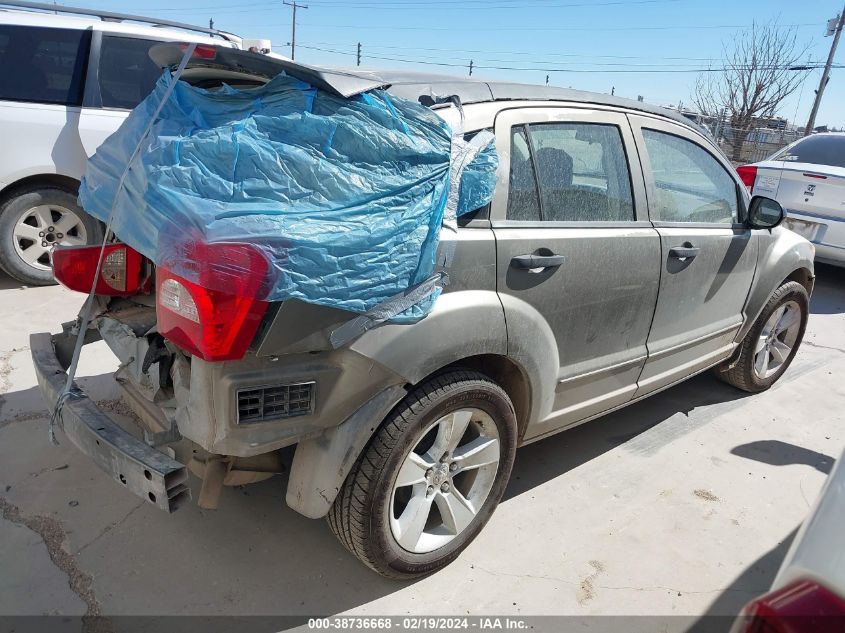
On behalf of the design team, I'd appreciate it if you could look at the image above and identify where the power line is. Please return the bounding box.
[299,40,725,62]
[254,21,820,32]
[298,0,685,9]
[141,0,685,11]
[302,42,832,68]
[291,43,842,73]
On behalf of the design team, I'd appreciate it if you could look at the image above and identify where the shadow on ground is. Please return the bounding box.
[505,372,751,500]
[731,440,834,475]
[810,263,845,315]
[0,269,26,291]
[685,528,798,632]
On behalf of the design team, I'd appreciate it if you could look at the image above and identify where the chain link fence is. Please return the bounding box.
[716,126,802,165]
[687,114,803,165]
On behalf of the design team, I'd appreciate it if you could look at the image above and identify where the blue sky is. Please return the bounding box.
[63,0,844,127]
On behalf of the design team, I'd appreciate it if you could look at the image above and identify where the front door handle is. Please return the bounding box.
[510,254,566,269]
[668,245,700,260]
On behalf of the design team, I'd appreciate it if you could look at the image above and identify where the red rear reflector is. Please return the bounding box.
[52,244,147,296]
[802,173,827,179]
[736,579,845,633]
[156,242,269,362]
[180,43,216,59]
[737,165,758,189]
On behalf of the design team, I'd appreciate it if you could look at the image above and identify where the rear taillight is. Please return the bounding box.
[52,244,148,296]
[737,164,758,189]
[735,579,845,633]
[156,242,269,362]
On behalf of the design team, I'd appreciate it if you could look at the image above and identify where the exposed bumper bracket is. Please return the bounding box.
[30,331,190,512]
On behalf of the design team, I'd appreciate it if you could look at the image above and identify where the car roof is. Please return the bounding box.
[0,7,239,46]
[361,70,699,131]
[151,47,704,134]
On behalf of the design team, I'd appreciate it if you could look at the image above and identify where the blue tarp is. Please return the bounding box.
[78,71,497,320]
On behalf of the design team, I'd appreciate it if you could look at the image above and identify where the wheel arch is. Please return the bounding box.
[431,354,532,444]
[285,352,533,520]
[736,230,815,344]
[0,174,81,203]
[783,266,814,297]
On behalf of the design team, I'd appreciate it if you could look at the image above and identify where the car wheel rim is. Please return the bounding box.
[389,408,500,554]
[13,204,88,272]
[753,300,802,380]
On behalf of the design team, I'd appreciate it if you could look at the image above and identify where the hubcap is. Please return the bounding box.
[753,300,802,379]
[389,408,500,554]
[13,204,87,271]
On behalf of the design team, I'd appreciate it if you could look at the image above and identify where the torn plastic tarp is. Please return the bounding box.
[78,71,497,321]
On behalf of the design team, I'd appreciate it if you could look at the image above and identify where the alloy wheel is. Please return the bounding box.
[13,204,88,271]
[753,300,802,379]
[389,408,501,554]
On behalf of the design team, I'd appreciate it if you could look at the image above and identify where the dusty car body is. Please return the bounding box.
[30,51,816,577]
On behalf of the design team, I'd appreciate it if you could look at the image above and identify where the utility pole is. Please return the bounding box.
[283,0,308,61]
[545,74,549,85]
[469,59,473,76]
[357,42,361,66]
[804,4,845,136]
[209,18,214,29]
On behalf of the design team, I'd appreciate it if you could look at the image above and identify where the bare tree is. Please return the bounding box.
[694,22,811,162]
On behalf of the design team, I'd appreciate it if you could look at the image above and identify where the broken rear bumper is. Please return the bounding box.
[29,331,190,512]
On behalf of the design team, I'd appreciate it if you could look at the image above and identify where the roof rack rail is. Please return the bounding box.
[0,0,240,43]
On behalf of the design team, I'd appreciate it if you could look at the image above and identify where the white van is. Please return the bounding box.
[0,2,243,284]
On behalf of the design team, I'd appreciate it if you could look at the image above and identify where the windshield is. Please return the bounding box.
[772,135,845,169]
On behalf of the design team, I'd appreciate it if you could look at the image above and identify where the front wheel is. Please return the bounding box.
[327,370,517,578]
[715,280,809,392]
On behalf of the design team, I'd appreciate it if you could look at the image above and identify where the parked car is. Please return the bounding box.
[732,443,845,633]
[738,133,845,268]
[30,49,815,578]
[0,2,242,285]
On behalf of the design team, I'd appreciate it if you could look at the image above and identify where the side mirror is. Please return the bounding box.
[748,196,785,230]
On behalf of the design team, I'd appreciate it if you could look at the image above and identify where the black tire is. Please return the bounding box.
[715,281,809,393]
[327,369,517,579]
[0,185,102,286]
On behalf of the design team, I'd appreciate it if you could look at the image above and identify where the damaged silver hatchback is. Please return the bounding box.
[31,48,815,578]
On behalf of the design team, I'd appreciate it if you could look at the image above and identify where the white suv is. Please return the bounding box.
[0,2,242,284]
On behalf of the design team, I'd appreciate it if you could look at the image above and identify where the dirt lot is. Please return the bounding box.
[1,264,843,627]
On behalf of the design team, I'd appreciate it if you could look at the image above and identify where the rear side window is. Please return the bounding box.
[0,25,90,105]
[98,36,164,109]
[642,129,739,224]
[506,122,634,222]
[773,135,845,169]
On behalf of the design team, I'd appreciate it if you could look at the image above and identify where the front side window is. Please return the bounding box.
[0,25,90,105]
[772,134,845,169]
[642,128,739,224]
[505,121,634,222]
[98,36,164,109]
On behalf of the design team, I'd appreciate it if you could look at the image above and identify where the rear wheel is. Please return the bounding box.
[715,281,809,392]
[0,186,102,285]
[327,370,517,578]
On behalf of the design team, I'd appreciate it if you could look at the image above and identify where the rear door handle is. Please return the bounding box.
[668,246,700,260]
[510,254,566,269]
